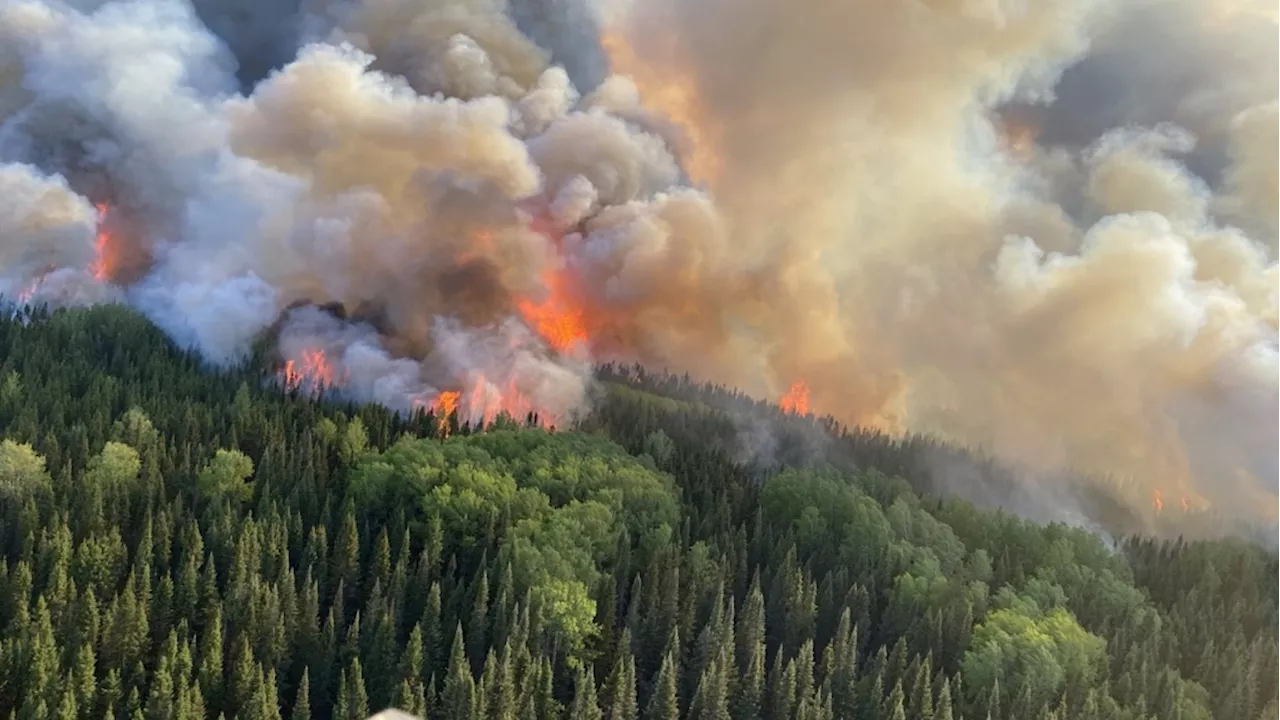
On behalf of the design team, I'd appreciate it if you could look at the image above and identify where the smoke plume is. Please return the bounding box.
[0,0,1275,527]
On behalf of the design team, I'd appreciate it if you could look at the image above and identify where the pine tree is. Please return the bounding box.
[908,655,933,720]
[935,678,954,720]
[125,686,144,720]
[175,678,206,720]
[72,639,98,713]
[645,649,680,720]
[422,582,443,678]
[536,656,559,720]
[770,656,798,720]
[467,568,490,672]
[391,677,428,718]
[332,503,360,608]
[242,665,282,720]
[144,653,175,720]
[690,659,731,720]
[570,666,603,720]
[54,685,77,720]
[884,680,907,720]
[605,628,638,720]
[338,659,369,720]
[229,635,257,714]
[370,528,391,594]
[290,668,312,720]
[100,667,125,718]
[488,644,516,720]
[986,677,1002,720]
[441,625,475,720]
[199,606,225,708]
[735,576,767,720]
[401,623,426,686]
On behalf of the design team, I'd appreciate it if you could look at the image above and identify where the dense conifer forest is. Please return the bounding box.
[0,304,1275,720]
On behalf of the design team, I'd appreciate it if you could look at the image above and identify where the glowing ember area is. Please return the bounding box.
[512,212,594,357]
[15,278,41,304]
[90,203,118,283]
[280,348,343,392]
[417,390,463,437]
[1153,489,1164,513]
[516,270,590,354]
[1181,496,1190,512]
[432,390,460,419]
[416,373,559,434]
[465,373,543,427]
[599,31,721,187]
[779,380,812,415]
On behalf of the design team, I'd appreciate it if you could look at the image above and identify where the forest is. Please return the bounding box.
[0,303,1275,720]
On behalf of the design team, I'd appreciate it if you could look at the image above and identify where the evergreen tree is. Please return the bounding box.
[335,659,369,720]
[645,648,680,720]
[290,668,311,720]
[935,678,954,720]
[0,307,1270,720]
[441,626,474,720]
[570,666,603,720]
[884,680,907,720]
[606,629,638,720]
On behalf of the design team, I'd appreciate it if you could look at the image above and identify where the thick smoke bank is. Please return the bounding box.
[0,0,1275,526]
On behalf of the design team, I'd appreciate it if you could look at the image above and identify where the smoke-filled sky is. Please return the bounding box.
[0,0,1275,523]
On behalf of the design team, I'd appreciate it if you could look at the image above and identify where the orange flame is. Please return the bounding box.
[516,269,590,354]
[512,213,593,356]
[1180,495,1190,512]
[1153,489,1164,513]
[15,278,41,305]
[280,348,343,392]
[90,203,119,283]
[433,390,461,419]
[416,372,558,435]
[780,380,812,416]
[416,390,463,437]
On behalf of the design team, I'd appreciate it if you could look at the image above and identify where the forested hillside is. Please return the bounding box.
[0,304,1275,720]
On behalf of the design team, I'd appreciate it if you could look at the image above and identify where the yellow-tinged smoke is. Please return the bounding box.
[598,30,722,188]
[0,0,1274,530]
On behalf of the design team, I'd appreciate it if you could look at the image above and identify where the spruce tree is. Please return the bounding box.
[570,666,603,720]
[935,678,953,720]
[606,629,638,720]
[441,625,474,720]
[645,649,680,720]
[290,668,312,720]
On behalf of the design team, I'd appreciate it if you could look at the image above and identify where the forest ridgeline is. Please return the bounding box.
[0,304,1274,720]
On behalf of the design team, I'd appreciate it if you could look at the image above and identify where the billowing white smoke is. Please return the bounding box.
[0,0,604,425]
[0,0,1275,524]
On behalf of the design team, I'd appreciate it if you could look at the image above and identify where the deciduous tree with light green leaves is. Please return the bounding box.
[0,439,51,499]
[349,430,680,665]
[961,603,1106,714]
[197,448,255,503]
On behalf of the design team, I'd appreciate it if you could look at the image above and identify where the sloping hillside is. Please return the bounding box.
[0,304,1274,720]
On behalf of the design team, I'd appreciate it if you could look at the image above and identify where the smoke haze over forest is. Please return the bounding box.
[0,0,1275,528]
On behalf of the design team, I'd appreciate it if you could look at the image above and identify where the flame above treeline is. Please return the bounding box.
[16,202,122,303]
[271,208,597,429]
[0,0,1275,533]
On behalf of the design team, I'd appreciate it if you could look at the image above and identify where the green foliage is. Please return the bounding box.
[961,606,1106,713]
[0,306,1271,720]
[0,439,51,498]
[86,442,142,490]
[197,449,255,503]
[350,431,680,663]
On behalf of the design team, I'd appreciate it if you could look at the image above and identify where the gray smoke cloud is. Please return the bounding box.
[0,0,1274,527]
